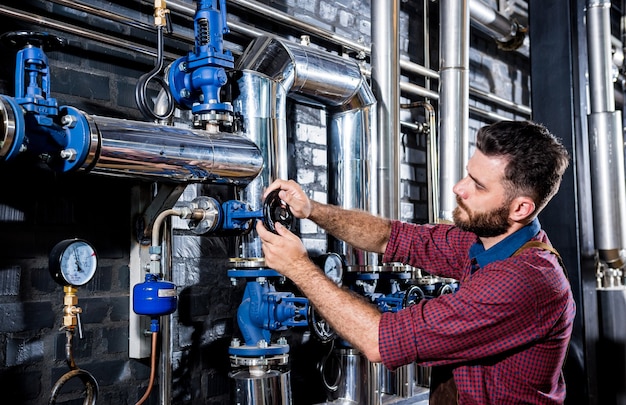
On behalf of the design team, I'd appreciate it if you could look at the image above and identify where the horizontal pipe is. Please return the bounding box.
[0,98,263,185]
[91,116,263,184]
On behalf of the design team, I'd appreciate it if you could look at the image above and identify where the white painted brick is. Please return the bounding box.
[297,170,316,185]
[300,218,319,234]
[312,148,327,166]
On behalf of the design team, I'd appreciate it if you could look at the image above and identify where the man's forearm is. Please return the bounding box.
[308,201,392,254]
[290,260,382,362]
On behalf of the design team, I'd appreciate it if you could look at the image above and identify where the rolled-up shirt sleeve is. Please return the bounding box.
[379,310,418,370]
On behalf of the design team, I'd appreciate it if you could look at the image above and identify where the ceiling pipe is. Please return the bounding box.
[438,0,470,222]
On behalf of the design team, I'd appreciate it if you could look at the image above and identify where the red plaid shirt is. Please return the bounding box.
[380,219,575,404]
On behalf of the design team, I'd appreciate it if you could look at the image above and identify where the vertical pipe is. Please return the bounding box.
[160,224,173,404]
[438,0,470,222]
[586,0,626,269]
[328,106,377,267]
[371,0,400,220]
[232,71,288,259]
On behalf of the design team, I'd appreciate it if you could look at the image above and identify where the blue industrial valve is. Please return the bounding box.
[167,0,234,117]
[236,277,309,346]
[0,31,97,172]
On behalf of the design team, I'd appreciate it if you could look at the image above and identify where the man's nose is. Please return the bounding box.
[453,178,467,198]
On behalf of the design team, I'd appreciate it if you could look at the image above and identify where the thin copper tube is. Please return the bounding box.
[135,332,158,405]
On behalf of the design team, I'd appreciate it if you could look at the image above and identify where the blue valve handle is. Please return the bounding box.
[221,200,263,231]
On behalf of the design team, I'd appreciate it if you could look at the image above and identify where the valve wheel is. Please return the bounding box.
[263,189,294,234]
[0,31,66,50]
[402,285,425,308]
[308,304,337,343]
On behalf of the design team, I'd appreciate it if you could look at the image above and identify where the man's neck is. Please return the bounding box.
[479,222,526,250]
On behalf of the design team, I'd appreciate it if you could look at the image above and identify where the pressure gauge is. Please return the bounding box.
[49,238,98,286]
[319,252,344,286]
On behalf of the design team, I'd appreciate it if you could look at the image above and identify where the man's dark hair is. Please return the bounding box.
[476,120,570,214]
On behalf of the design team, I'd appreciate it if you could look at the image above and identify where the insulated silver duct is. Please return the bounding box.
[438,0,470,222]
[232,71,289,259]
[585,0,626,269]
[234,35,377,267]
[0,102,263,185]
[91,116,263,184]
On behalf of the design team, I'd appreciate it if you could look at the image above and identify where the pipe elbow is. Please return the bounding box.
[496,21,527,51]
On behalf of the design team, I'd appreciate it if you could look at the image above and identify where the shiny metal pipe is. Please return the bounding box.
[469,0,524,46]
[585,0,626,267]
[232,71,289,258]
[586,0,616,113]
[438,0,470,222]
[329,106,377,267]
[91,115,263,185]
[588,112,626,267]
[236,35,377,267]
[372,0,400,221]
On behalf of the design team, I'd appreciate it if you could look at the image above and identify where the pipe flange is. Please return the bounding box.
[0,96,24,161]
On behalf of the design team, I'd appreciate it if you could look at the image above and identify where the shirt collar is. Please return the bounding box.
[468,218,541,268]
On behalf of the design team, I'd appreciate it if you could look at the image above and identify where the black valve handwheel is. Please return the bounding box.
[437,283,455,296]
[402,285,426,308]
[308,304,337,343]
[263,189,294,234]
[0,31,67,51]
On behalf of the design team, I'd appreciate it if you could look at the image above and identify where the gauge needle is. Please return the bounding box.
[74,247,83,272]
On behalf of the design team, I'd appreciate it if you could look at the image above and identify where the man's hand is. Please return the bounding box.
[263,179,312,220]
[256,219,312,280]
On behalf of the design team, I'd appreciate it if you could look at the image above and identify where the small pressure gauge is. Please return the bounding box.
[320,252,344,286]
[49,238,98,286]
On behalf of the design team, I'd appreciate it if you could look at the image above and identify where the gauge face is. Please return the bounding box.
[50,239,98,286]
[323,253,344,285]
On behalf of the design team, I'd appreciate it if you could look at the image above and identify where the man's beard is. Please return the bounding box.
[452,197,511,237]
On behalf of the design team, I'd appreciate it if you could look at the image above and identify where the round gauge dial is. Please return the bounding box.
[49,239,98,286]
[322,253,344,286]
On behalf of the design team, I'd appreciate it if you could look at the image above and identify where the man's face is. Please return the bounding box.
[452,150,512,238]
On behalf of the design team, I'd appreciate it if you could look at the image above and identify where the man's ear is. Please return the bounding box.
[509,196,536,221]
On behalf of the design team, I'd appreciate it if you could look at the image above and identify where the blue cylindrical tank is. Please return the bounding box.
[133,273,178,316]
